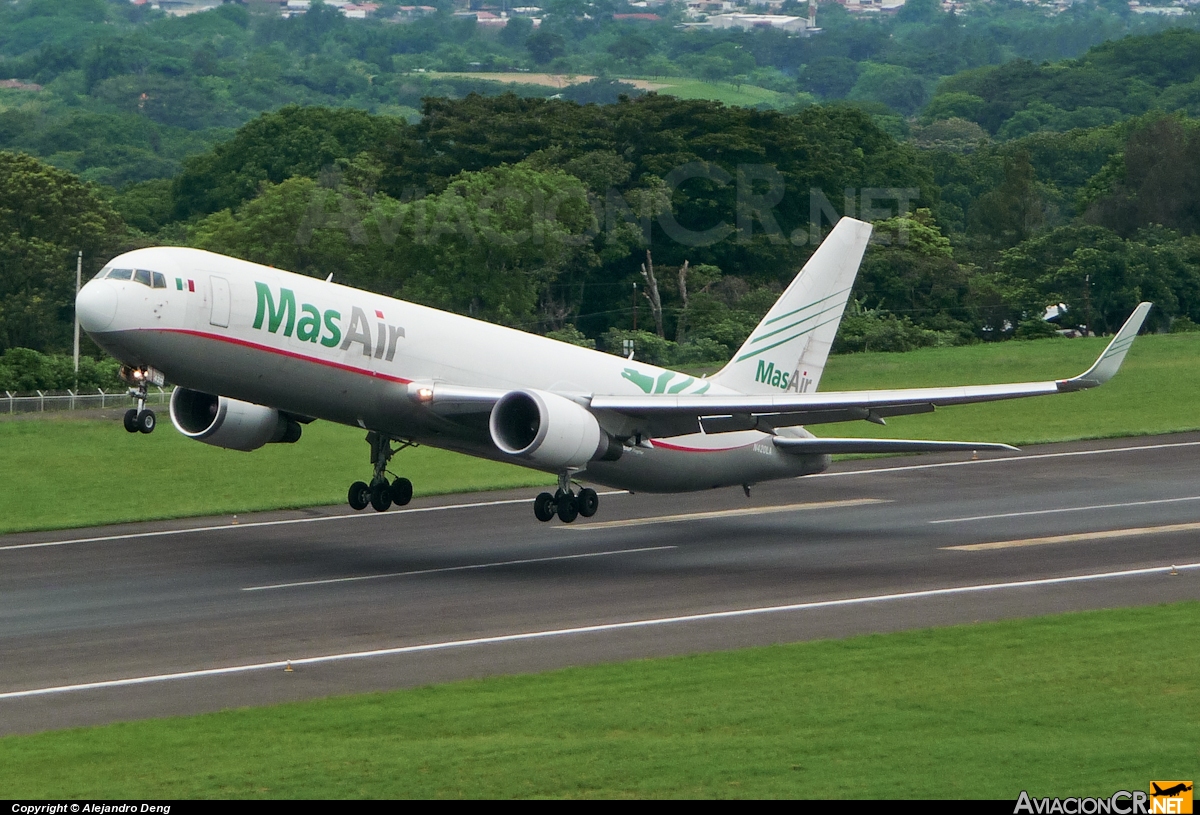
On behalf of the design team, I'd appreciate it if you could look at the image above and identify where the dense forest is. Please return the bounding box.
[3,0,1200,387]
[1,0,1195,185]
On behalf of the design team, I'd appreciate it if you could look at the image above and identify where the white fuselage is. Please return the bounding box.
[77,247,828,492]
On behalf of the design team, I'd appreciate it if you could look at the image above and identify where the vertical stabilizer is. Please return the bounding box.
[710,217,872,395]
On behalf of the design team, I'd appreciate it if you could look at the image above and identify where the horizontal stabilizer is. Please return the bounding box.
[772,437,1018,455]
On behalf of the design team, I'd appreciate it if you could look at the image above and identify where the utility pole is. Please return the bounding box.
[1083,273,1092,337]
[73,250,82,386]
[632,281,637,332]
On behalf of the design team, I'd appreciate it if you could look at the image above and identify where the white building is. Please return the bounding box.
[705,13,814,32]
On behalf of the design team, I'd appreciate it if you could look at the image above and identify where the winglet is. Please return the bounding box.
[1058,302,1151,392]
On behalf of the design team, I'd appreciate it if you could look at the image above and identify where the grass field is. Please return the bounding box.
[818,332,1200,445]
[0,332,1194,534]
[2,602,1196,798]
[425,71,785,107]
[628,76,784,107]
[0,420,553,534]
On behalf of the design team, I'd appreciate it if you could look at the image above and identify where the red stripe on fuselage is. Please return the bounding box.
[142,330,764,454]
[155,328,414,385]
[649,438,756,453]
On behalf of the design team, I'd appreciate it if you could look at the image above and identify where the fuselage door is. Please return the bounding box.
[209,276,230,328]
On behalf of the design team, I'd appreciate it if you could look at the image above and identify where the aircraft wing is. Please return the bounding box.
[588,302,1151,438]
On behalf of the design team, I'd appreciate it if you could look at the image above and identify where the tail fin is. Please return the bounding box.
[710,217,872,395]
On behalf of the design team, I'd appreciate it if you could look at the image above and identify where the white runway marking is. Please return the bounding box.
[3,561,1196,701]
[564,499,889,530]
[3,439,1199,553]
[931,495,1200,525]
[943,522,1200,551]
[243,545,677,591]
[0,492,629,552]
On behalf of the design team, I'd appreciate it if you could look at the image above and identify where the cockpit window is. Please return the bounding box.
[93,266,110,280]
[103,268,164,288]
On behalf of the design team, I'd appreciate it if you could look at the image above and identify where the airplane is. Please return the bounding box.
[1152,783,1193,797]
[74,217,1152,523]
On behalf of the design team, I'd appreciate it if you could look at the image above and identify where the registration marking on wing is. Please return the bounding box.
[942,521,1200,551]
[563,498,890,531]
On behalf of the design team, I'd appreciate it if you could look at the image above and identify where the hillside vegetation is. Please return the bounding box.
[2,3,1200,380]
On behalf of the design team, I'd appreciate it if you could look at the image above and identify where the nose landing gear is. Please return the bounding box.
[120,365,162,434]
[534,473,599,523]
[347,431,414,513]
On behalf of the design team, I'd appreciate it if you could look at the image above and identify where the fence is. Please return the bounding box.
[3,387,169,415]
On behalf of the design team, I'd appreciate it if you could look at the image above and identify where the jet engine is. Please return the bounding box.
[169,387,302,451]
[489,389,620,469]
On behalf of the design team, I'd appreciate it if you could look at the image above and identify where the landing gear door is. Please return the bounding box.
[209,276,230,328]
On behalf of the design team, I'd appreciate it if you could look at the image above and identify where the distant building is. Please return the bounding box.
[1128,1,1187,13]
[685,0,739,14]
[453,9,510,25]
[613,12,662,21]
[395,5,438,18]
[0,79,42,91]
[705,12,814,32]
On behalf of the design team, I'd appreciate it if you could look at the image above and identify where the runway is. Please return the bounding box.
[3,433,1199,735]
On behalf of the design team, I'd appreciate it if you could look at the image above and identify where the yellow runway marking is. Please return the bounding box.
[564,498,889,531]
[944,521,1200,551]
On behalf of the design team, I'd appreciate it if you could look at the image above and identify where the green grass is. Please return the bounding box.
[1,333,1193,534]
[631,77,784,107]
[2,602,1196,798]
[818,332,1199,445]
[424,71,785,108]
[0,420,550,534]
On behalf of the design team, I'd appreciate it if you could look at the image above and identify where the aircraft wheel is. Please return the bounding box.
[577,488,599,518]
[391,477,413,507]
[534,492,556,522]
[556,494,579,523]
[123,408,139,433]
[348,481,370,511]
[137,409,156,434]
[370,479,392,512]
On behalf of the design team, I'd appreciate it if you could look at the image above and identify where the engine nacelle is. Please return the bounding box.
[489,389,619,469]
[169,388,301,452]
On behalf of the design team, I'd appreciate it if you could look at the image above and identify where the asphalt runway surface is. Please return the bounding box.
[3,433,1200,736]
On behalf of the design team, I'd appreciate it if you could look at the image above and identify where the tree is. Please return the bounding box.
[996,223,1193,334]
[499,16,534,48]
[1087,116,1200,239]
[402,163,599,327]
[526,31,566,65]
[639,250,664,339]
[848,63,929,117]
[854,209,976,341]
[970,150,1046,247]
[0,152,125,352]
[607,33,653,65]
[896,0,942,24]
[172,106,407,221]
[801,57,860,100]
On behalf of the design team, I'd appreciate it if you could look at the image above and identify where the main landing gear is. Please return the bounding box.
[120,365,156,434]
[534,472,599,523]
[347,431,414,513]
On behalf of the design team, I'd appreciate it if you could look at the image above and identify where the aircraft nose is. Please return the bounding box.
[76,280,118,332]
